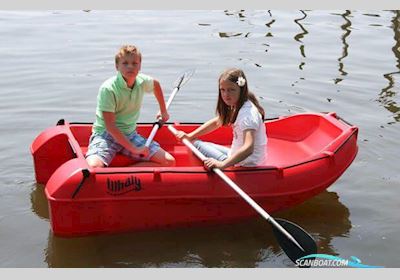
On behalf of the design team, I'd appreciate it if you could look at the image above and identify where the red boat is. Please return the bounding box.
[31,112,358,237]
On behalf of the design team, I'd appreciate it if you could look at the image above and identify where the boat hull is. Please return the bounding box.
[31,112,358,237]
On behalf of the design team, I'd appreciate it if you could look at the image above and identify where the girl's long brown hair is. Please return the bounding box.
[216,68,265,126]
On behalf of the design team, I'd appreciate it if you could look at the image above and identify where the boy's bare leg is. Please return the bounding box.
[86,155,106,168]
[130,149,175,167]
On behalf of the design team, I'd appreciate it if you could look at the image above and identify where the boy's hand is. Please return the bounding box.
[156,111,170,122]
[130,146,150,158]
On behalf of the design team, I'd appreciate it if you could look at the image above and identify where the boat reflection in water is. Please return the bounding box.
[31,186,351,267]
[30,183,49,221]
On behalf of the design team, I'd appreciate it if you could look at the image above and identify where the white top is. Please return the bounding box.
[228,100,267,166]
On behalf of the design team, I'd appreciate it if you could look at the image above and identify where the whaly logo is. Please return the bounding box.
[106,176,142,195]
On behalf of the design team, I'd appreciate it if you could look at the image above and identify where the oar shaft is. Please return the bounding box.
[213,169,271,220]
[168,125,304,251]
[165,87,179,109]
[216,169,303,251]
[145,123,161,147]
[144,69,194,148]
[145,87,179,147]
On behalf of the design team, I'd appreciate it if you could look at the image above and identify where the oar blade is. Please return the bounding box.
[173,68,195,88]
[272,218,317,267]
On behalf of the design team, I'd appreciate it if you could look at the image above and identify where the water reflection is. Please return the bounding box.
[45,222,281,267]
[379,10,400,123]
[265,10,275,38]
[219,11,249,38]
[265,19,275,28]
[218,32,245,38]
[31,188,351,267]
[217,9,399,124]
[277,191,351,256]
[294,10,308,69]
[334,10,352,84]
[30,183,49,220]
[224,10,246,21]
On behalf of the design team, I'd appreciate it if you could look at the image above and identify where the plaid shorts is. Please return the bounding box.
[85,130,161,166]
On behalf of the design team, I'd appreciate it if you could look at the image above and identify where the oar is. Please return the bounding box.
[144,69,195,147]
[168,125,317,266]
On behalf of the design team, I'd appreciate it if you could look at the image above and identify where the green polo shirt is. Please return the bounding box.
[93,72,154,134]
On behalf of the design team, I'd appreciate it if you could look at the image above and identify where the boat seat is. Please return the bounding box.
[168,145,203,166]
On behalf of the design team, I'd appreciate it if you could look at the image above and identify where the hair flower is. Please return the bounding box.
[236,76,246,87]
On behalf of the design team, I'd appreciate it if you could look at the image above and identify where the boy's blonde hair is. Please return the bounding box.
[115,45,142,65]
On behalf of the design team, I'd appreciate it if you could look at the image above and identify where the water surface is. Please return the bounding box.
[0,10,399,267]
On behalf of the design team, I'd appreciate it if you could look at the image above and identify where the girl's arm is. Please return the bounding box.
[204,129,255,169]
[176,116,221,141]
[153,80,169,122]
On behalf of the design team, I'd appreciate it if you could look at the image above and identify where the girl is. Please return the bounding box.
[176,68,267,169]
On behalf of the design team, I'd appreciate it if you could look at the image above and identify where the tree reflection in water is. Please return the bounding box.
[379,11,400,124]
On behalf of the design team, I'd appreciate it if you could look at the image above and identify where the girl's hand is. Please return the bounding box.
[175,130,192,141]
[203,158,227,170]
[156,111,170,122]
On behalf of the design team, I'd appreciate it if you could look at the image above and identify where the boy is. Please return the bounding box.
[86,45,175,168]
